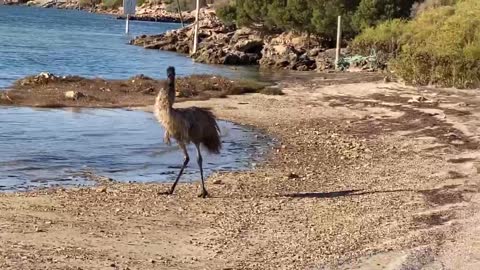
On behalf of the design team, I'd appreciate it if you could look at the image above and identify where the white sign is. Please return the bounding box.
[123,0,136,15]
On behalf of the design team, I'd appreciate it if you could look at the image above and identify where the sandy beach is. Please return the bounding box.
[1,72,480,269]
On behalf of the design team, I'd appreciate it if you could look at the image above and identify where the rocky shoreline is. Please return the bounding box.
[116,14,194,24]
[130,8,357,72]
[5,0,194,24]
[5,1,371,72]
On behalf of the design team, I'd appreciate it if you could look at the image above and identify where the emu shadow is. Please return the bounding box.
[281,188,420,199]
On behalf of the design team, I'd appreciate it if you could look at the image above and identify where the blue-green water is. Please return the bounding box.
[0,6,269,191]
[0,6,254,88]
[0,107,269,191]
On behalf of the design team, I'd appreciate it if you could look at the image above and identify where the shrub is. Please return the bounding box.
[351,0,480,88]
[350,19,407,59]
[78,0,101,7]
[102,0,122,9]
[393,0,480,88]
[164,0,208,12]
[410,0,457,17]
[215,0,236,26]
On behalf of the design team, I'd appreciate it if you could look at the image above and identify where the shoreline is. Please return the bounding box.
[5,3,375,74]
[0,72,275,108]
[2,72,480,268]
[5,1,195,24]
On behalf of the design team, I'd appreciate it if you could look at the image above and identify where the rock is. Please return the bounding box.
[38,72,55,79]
[40,0,56,8]
[308,48,323,57]
[96,187,107,193]
[260,32,323,71]
[0,93,12,102]
[230,27,264,54]
[233,39,264,54]
[288,173,300,179]
[213,179,223,185]
[131,10,344,71]
[64,91,86,100]
[26,0,37,6]
[408,96,438,105]
[17,72,59,86]
[131,9,263,66]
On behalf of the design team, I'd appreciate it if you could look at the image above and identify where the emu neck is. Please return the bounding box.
[166,77,175,107]
[155,77,176,118]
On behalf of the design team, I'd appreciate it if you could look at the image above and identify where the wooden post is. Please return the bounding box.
[335,15,342,70]
[176,0,185,28]
[192,0,200,54]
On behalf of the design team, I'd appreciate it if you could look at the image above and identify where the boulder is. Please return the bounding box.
[260,32,322,71]
[17,72,58,86]
[234,39,264,54]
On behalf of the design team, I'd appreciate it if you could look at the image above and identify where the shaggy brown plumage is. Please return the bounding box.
[154,66,221,198]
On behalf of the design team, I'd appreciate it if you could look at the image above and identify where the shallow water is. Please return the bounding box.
[0,6,272,191]
[0,107,270,191]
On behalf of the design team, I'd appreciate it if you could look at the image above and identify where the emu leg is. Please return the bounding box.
[168,143,189,195]
[195,144,208,198]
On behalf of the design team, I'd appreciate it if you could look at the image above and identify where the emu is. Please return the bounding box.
[154,66,221,198]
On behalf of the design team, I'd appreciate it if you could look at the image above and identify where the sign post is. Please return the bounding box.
[123,0,136,34]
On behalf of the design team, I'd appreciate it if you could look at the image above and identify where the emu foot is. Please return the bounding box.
[198,190,209,198]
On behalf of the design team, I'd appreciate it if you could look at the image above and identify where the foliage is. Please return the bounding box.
[350,19,407,57]
[102,0,122,9]
[410,0,458,17]
[216,0,344,43]
[216,0,237,26]
[350,0,480,88]
[352,0,416,31]
[394,0,480,88]
[235,0,272,28]
[164,0,208,12]
[78,0,99,7]
[310,0,359,42]
[214,0,423,45]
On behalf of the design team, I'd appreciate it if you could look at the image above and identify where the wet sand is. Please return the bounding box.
[1,73,480,269]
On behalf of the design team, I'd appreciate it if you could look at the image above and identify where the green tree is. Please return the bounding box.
[310,0,359,42]
[352,0,416,30]
[282,0,313,33]
[235,0,273,27]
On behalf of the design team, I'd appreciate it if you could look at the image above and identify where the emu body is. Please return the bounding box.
[154,67,221,197]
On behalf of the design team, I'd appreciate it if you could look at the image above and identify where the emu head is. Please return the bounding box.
[166,66,175,80]
[162,66,176,106]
